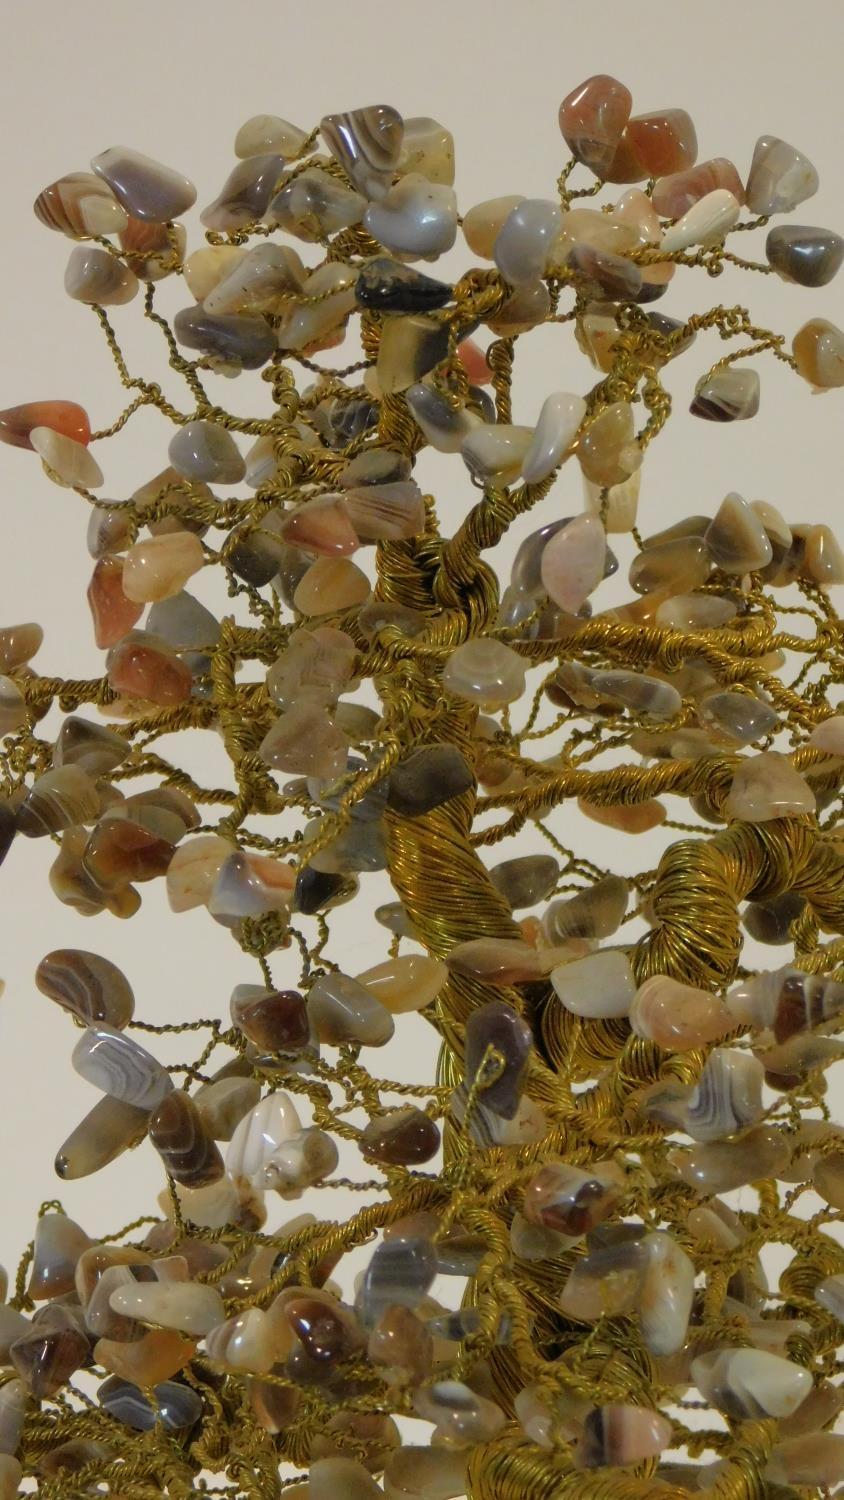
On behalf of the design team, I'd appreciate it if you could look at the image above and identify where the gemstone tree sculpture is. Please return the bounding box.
[0,75,843,1498]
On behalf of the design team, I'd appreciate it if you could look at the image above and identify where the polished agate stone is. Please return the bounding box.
[387,743,473,816]
[169,421,245,485]
[65,246,138,306]
[149,1091,223,1188]
[173,305,276,369]
[792,317,844,387]
[200,155,283,233]
[73,1023,172,1110]
[321,105,404,198]
[724,751,815,822]
[0,399,90,450]
[268,168,365,241]
[91,147,196,222]
[606,109,697,182]
[29,1212,91,1300]
[691,367,760,422]
[766,224,844,286]
[360,1107,440,1166]
[308,971,394,1047]
[34,171,128,237]
[551,950,636,1018]
[745,135,819,214]
[30,426,103,488]
[494,199,561,284]
[442,639,525,708]
[36,948,134,1028]
[559,75,632,178]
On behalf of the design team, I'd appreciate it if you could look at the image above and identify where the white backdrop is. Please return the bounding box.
[0,0,842,1300]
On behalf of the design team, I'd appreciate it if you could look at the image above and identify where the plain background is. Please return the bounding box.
[0,0,842,1309]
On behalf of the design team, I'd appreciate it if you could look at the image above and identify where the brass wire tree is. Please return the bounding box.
[0,75,843,1498]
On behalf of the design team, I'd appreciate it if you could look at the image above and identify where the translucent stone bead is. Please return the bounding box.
[225,1092,301,1190]
[119,217,186,280]
[397,116,455,185]
[705,492,773,572]
[766,1433,844,1489]
[412,1380,506,1447]
[73,1023,172,1110]
[590,669,681,720]
[460,424,534,486]
[523,1160,624,1236]
[494,199,561,284]
[87,555,142,648]
[766,224,844,286]
[792,317,844,388]
[724,751,815,822]
[745,135,819,214]
[698,691,778,743]
[630,976,733,1050]
[10,1306,89,1397]
[30,426,103,488]
[463,195,525,258]
[281,494,359,558]
[200,154,284,232]
[203,243,305,315]
[230,986,309,1054]
[339,448,412,489]
[17,764,99,837]
[576,1404,672,1469]
[536,514,605,615]
[64,245,138,305]
[307,1458,383,1500]
[195,1075,260,1142]
[166,833,233,912]
[376,312,450,394]
[726,966,844,1041]
[403,383,479,453]
[34,170,128,237]
[449,936,548,984]
[691,367,760,422]
[550,950,636,1018]
[361,1107,440,1166]
[356,256,452,312]
[660,188,741,252]
[0,676,26,737]
[577,401,640,488]
[363,176,458,259]
[442,638,526,708]
[53,715,128,775]
[0,1457,21,1498]
[268,167,365,242]
[607,109,698,182]
[0,399,90,452]
[28,1212,91,1300]
[580,796,667,833]
[655,593,736,631]
[55,1094,149,1179]
[172,305,276,369]
[122,532,204,605]
[568,242,643,301]
[183,244,246,301]
[355,955,448,1013]
[743,889,806,945]
[803,523,844,585]
[671,1124,789,1192]
[263,1126,338,1196]
[293,556,371,616]
[321,105,404,198]
[692,1347,811,1419]
[208,851,295,925]
[36,948,134,1028]
[489,854,559,910]
[558,75,632,178]
[0,1380,27,1456]
[488,278,552,335]
[629,536,710,595]
[259,703,350,779]
[368,1304,433,1384]
[389,741,476,816]
[168,420,245,485]
[343,481,426,541]
[464,1000,533,1118]
[308,971,395,1047]
[91,147,196,222]
[109,1280,224,1336]
[383,1446,467,1500]
[99,1374,203,1432]
[541,874,628,942]
[652,158,745,217]
[235,114,309,158]
[521,392,586,483]
[149,1091,224,1188]
[810,714,844,755]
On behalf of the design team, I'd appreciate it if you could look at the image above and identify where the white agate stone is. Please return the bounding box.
[226,1093,302,1187]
